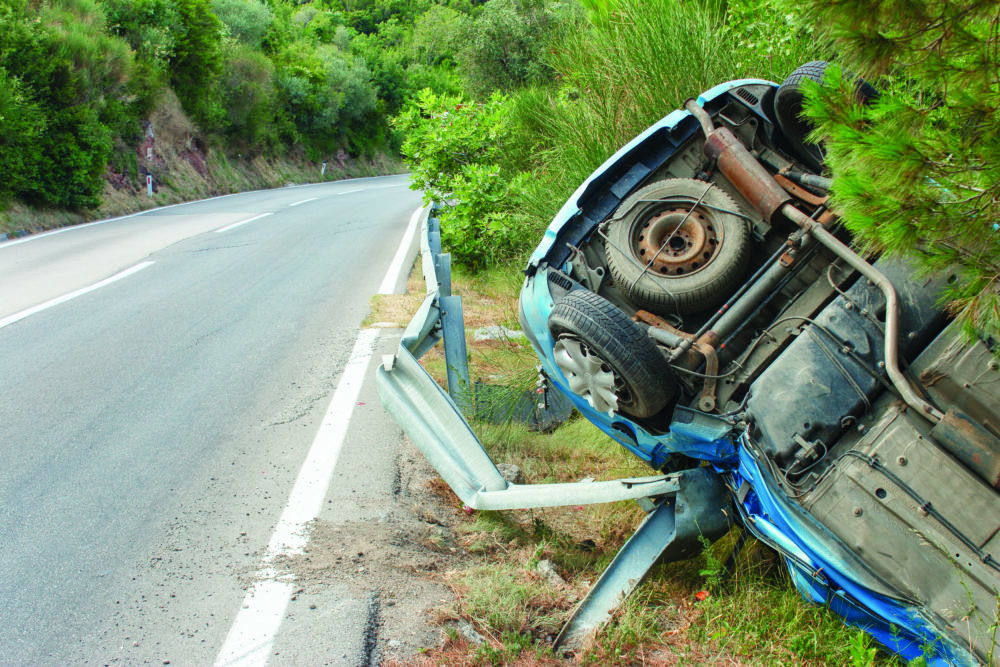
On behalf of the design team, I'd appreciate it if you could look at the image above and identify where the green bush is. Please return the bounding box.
[218,45,283,151]
[212,0,272,48]
[273,40,379,155]
[394,89,532,268]
[456,0,575,96]
[37,106,113,210]
[171,0,224,128]
[0,68,45,201]
[102,0,181,66]
[410,4,465,66]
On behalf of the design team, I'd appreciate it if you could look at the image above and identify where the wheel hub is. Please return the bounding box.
[635,206,721,276]
[552,337,625,415]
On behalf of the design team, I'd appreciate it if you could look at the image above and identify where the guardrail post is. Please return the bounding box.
[427,216,442,256]
[435,253,452,298]
[423,206,470,413]
[440,294,470,413]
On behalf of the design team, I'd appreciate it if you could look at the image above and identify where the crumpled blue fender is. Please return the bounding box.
[733,437,976,666]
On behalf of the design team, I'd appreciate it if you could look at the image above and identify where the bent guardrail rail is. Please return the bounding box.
[376,204,684,510]
[374,204,731,648]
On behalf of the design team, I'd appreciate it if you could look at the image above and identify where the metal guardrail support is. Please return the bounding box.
[424,209,471,413]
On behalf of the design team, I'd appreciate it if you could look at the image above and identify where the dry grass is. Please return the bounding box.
[364,260,428,328]
[149,88,197,152]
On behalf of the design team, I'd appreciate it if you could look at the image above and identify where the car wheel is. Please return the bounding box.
[774,60,880,172]
[605,178,750,316]
[548,290,678,418]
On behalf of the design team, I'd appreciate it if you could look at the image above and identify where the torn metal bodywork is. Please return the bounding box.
[379,75,1000,665]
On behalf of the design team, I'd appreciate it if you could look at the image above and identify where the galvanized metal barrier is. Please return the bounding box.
[422,209,472,412]
[375,205,731,649]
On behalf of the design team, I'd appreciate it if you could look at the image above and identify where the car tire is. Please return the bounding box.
[548,290,677,418]
[605,178,750,316]
[774,60,880,172]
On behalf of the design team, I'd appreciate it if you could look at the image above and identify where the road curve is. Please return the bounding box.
[0,175,425,664]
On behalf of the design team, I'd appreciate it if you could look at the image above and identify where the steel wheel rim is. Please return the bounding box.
[633,205,723,276]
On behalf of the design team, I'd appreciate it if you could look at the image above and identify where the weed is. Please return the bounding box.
[698,534,726,592]
[849,629,878,667]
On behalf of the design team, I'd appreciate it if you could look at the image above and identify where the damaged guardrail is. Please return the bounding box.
[375,204,732,650]
[376,205,685,510]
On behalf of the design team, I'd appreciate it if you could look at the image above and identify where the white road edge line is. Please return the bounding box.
[0,261,156,331]
[287,197,318,207]
[0,214,142,249]
[214,328,380,667]
[215,213,273,234]
[377,205,424,295]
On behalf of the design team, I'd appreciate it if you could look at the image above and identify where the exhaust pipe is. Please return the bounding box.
[683,98,943,424]
[684,99,791,222]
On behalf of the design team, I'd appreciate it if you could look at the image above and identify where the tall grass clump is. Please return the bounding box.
[508,0,825,227]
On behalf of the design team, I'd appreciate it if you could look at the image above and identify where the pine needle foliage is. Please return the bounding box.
[791,0,1000,341]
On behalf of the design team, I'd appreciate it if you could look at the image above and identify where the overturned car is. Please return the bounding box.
[378,63,1000,665]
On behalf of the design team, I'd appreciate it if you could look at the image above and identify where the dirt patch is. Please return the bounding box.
[364,294,426,328]
[278,441,468,663]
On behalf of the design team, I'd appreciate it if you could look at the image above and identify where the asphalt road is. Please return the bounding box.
[0,175,428,665]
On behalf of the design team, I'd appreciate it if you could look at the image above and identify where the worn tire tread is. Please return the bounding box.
[548,290,677,418]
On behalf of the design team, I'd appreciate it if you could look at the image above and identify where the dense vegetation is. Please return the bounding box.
[398,0,1000,340]
[0,0,476,213]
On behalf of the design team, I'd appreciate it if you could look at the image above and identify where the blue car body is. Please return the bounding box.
[517,78,998,666]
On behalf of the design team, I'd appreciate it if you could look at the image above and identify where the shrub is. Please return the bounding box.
[218,45,282,151]
[394,89,532,269]
[36,106,113,209]
[171,0,224,128]
[212,0,272,48]
[102,0,182,66]
[456,0,575,96]
[0,68,45,201]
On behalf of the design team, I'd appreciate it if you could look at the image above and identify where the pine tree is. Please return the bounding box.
[791,0,1000,341]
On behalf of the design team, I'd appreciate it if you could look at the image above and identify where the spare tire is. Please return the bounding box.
[605,178,750,316]
[774,60,880,172]
[548,290,678,418]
